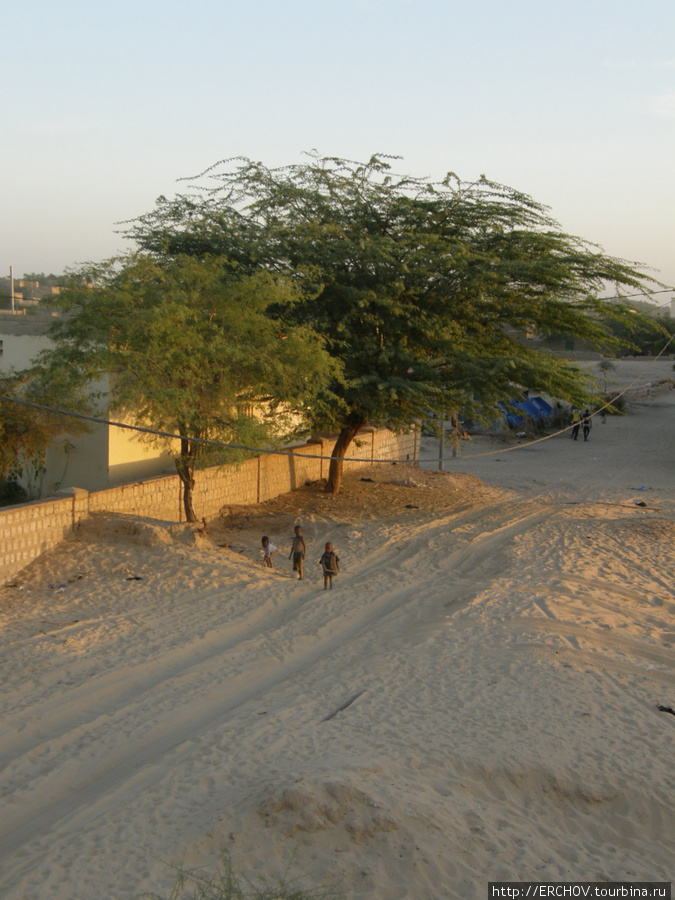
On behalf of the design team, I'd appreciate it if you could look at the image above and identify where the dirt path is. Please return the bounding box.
[420,357,674,506]
[0,358,673,899]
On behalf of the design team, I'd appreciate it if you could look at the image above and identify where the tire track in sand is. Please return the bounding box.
[0,500,556,867]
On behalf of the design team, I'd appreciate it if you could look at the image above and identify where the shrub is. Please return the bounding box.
[0,477,28,508]
[601,393,626,414]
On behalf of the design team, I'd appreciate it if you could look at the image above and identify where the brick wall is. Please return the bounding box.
[0,495,74,584]
[0,428,418,585]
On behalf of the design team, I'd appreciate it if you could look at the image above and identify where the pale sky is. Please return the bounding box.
[2,0,674,295]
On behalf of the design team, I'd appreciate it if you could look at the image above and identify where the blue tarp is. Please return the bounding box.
[530,396,553,417]
[501,396,553,428]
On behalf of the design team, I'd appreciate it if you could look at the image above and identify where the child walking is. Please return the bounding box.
[261,536,279,568]
[289,524,307,579]
[319,542,340,590]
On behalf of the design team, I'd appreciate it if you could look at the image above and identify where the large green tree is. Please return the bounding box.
[42,254,337,520]
[127,154,663,493]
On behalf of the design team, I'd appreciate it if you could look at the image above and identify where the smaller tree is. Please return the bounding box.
[597,358,616,393]
[42,254,338,521]
[0,368,87,502]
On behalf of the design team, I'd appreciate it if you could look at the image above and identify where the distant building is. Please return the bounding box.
[0,275,63,313]
[652,298,675,319]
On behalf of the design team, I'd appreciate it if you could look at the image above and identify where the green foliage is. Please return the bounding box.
[127,153,663,491]
[0,284,12,309]
[599,305,674,356]
[21,272,69,285]
[144,856,339,900]
[42,254,337,520]
[0,369,88,496]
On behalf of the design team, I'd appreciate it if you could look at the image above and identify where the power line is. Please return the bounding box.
[448,332,675,459]
[0,395,414,465]
[1,334,673,467]
[600,288,673,303]
[1,287,673,301]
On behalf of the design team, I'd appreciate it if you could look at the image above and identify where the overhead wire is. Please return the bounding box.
[0,286,673,306]
[448,333,675,460]
[1,333,673,467]
[599,288,673,304]
[0,394,409,465]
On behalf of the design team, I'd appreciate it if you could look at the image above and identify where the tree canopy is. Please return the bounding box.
[42,254,337,520]
[0,367,88,501]
[126,154,663,492]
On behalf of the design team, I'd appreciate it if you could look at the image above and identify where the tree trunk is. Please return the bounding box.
[175,438,198,522]
[325,418,365,495]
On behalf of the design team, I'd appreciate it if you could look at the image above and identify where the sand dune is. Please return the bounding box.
[0,358,673,899]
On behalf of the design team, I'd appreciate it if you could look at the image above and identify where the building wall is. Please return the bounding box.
[0,428,418,585]
[107,422,177,486]
[0,492,86,584]
[0,321,181,496]
[0,330,53,371]
[40,374,112,495]
[43,385,181,496]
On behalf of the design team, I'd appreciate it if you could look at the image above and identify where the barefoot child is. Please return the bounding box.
[261,536,279,568]
[289,524,307,579]
[319,542,339,590]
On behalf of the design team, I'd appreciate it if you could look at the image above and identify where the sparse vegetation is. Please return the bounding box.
[144,856,339,900]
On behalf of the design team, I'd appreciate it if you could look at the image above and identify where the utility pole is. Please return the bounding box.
[438,413,445,471]
[9,265,15,314]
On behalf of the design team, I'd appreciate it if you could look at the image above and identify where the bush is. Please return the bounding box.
[600,392,625,414]
[0,477,28,508]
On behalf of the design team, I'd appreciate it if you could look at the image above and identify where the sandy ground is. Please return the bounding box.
[0,358,673,899]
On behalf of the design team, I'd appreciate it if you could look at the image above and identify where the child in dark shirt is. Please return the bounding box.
[319,542,339,590]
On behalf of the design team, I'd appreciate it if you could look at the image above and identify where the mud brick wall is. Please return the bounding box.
[0,493,78,585]
[0,427,418,585]
[87,477,181,522]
